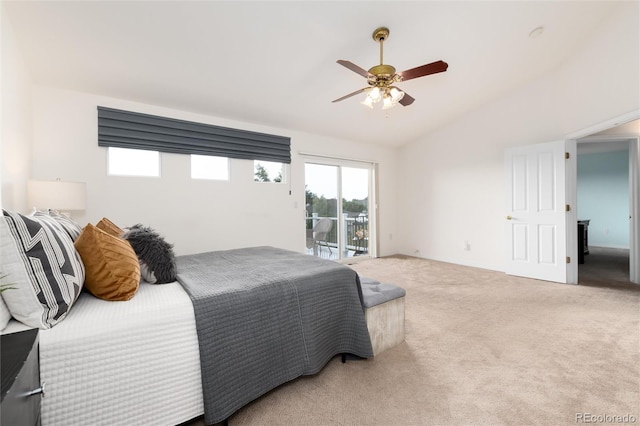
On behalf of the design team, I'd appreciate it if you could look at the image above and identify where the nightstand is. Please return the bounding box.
[1,328,43,426]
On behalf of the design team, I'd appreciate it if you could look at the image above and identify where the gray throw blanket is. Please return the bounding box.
[175,246,373,424]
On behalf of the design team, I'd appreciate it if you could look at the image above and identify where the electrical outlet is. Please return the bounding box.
[464,240,471,251]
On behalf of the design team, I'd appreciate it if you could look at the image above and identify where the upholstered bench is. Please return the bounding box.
[360,277,406,356]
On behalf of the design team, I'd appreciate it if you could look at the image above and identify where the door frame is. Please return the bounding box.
[565,139,578,284]
[564,110,640,284]
[630,138,639,284]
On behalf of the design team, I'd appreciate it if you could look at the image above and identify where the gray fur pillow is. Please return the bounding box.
[122,224,176,284]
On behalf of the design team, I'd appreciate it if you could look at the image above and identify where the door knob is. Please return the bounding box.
[506,216,512,220]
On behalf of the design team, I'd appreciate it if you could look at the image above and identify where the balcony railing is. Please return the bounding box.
[306,212,368,258]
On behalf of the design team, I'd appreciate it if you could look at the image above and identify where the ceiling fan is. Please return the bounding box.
[333,27,448,109]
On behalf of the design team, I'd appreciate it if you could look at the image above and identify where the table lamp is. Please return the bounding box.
[27,179,87,217]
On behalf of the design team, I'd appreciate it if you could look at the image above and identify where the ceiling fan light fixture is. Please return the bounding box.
[369,87,382,102]
[381,95,394,110]
[389,87,405,102]
[361,95,374,109]
[361,86,404,109]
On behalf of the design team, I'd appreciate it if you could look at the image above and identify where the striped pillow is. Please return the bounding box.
[1,210,85,329]
[33,209,83,241]
[0,296,11,331]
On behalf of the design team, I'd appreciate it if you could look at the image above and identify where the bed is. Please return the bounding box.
[2,242,373,425]
[3,279,204,425]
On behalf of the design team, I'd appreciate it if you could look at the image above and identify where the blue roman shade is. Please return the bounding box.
[97,106,291,163]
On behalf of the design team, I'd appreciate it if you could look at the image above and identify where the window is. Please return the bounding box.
[191,155,229,180]
[254,160,284,183]
[107,147,160,177]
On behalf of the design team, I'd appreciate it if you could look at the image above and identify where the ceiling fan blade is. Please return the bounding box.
[337,60,373,78]
[332,87,368,103]
[399,91,415,106]
[398,60,448,82]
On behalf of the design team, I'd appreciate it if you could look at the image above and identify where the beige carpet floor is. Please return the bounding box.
[189,252,639,426]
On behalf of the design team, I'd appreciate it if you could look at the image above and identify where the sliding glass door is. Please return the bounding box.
[305,160,375,261]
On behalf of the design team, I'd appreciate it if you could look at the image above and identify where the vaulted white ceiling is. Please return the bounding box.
[3,1,623,147]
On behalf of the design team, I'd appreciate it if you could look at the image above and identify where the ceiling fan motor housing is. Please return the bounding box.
[368,64,395,76]
[368,64,400,87]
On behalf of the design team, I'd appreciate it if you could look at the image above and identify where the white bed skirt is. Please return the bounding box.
[3,282,204,426]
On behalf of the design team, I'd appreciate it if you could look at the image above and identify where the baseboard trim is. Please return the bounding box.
[396,252,503,273]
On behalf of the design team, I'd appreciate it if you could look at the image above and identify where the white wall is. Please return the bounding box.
[396,2,640,271]
[555,3,640,136]
[30,86,399,256]
[1,8,32,211]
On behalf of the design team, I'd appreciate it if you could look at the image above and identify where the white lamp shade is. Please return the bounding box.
[360,96,374,109]
[389,87,405,102]
[28,180,87,211]
[369,87,382,102]
[382,95,394,110]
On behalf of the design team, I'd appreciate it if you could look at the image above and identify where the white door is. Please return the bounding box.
[505,141,568,283]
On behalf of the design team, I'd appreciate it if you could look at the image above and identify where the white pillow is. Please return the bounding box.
[1,211,85,329]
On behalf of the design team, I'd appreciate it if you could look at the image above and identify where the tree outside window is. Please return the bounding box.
[254,161,283,183]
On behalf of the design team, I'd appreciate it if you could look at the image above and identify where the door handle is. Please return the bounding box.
[506,216,512,220]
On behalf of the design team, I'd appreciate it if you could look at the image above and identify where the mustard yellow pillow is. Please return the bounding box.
[74,224,140,301]
[96,217,123,237]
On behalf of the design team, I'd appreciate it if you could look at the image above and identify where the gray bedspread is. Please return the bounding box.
[175,246,373,424]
